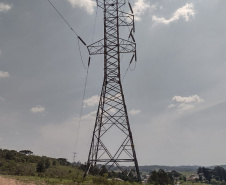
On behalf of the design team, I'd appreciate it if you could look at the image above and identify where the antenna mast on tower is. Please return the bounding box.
[84,0,141,181]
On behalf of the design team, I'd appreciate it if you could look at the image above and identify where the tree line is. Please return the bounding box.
[197,166,226,184]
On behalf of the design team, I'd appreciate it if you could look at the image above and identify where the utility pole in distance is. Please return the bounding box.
[84,0,141,182]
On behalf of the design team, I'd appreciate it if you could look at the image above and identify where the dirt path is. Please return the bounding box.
[0,176,36,185]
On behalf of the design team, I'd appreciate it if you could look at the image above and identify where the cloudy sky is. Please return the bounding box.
[0,0,226,166]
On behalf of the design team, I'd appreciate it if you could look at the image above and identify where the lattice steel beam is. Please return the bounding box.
[84,0,141,182]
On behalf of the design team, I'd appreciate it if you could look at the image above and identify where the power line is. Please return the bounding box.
[47,0,79,37]
[122,61,132,81]
[91,6,98,43]
[48,0,89,70]
[129,60,137,71]
[122,57,137,81]
[47,0,91,153]
[74,66,90,153]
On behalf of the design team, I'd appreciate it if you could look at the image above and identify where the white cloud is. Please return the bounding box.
[0,71,10,78]
[0,2,11,13]
[81,111,96,120]
[68,0,96,14]
[173,95,204,104]
[30,105,45,113]
[129,109,141,115]
[133,0,153,21]
[152,3,195,24]
[169,95,204,113]
[0,137,2,142]
[177,103,195,112]
[0,50,2,56]
[84,95,99,108]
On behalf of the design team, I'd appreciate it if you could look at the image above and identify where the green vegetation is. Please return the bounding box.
[1,148,226,185]
[147,169,186,185]
[79,164,139,182]
[180,171,196,177]
[0,148,140,185]
[179,183,208,185]
[197,166,226,184]
[145,166,226,185]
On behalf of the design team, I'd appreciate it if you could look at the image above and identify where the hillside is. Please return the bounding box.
[0,148,140,185]
[2,148,226,185]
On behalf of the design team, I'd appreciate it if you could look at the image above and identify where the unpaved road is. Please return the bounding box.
[0,176,36,185]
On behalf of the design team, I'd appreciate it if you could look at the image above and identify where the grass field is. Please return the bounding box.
[3,175,211,185]
[3,175,75,185]
[3,175,142,185]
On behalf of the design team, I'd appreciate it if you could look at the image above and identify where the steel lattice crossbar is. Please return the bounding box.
[84,0,141,182]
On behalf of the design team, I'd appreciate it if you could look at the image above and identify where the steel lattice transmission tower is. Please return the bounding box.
[84,0,141,181]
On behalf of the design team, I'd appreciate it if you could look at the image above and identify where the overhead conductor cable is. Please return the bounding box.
[47,0,92,154]
[47,0,88,69]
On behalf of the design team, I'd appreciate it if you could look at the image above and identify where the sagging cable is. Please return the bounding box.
[48,0,90,69]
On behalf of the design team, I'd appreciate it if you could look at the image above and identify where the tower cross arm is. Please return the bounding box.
[96,0,126,9]
[118,11,134,27]
[88,38,136,55]
[87,39,104,55]
[119,38,136,53]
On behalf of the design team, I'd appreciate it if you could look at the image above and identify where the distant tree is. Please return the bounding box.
[19,150,33,155]
[148,169,174,185]
[99,165,108,176]
[57,158,69,166]
[150,170,158,184]
[118,171,129,181]
[45,158,51,168]
[5,150,17,160]
[168,170,181,178]
[213,166,226,182]
[52,160,57,166]
[197,167,203,181]
[89,165,100,176]
[168,170,185,182]
[108,170,117,178]
[78,163,87,172]
[36,160,46,173]
[197,167,213,182]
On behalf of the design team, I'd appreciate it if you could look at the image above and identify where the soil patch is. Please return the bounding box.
[0,176,36,185]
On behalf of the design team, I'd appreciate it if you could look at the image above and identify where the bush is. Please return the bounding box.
[37,160,46,173]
